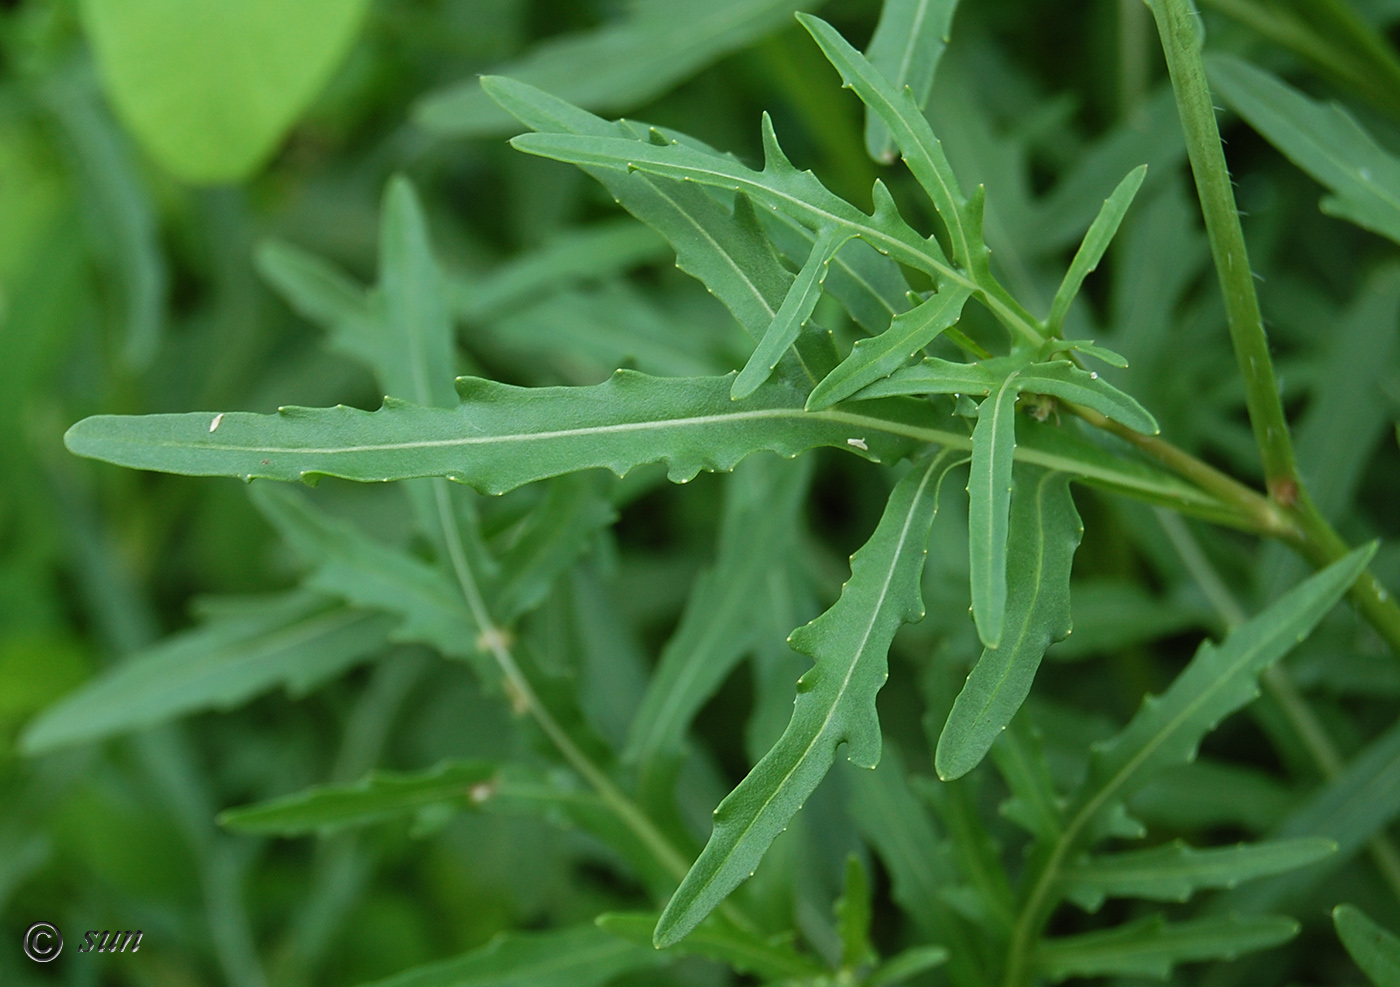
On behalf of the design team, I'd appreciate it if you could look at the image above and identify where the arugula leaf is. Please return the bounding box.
[806,285,974,411]
[1073,543,1375,837]
[65,371,925,489]
[938,467,1081,780]
[967,372,1021,649]
[1335,904,1400,987]
[481,76,837,385]
[1208,53,1400,246]
[797,14,969,264]
[357,924,663,987]
[1046,165,1147,334]
[653,450,964,946]
[733,227,852,399]
[1035,914,1299,981]
[20,591,393,754]
[508,124,951,286]
[860,0,960,164]
[1061,838,1335,912]
[855,358,1158,435]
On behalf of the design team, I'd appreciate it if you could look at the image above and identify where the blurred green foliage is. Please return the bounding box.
[1,0,1400,985]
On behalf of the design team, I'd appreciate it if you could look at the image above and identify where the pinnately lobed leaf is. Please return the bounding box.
[1061,838,1336,912]
[218,759,499,835]
[1334,904,1400,987]
[1073,543,1375,836]
[653,450,965,947]
[1035,914,1300,982]
[806,284,974,410]
[64,371,927,491]
[796,13,969,264]
[937,466,1082,780]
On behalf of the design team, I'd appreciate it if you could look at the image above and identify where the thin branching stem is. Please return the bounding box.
[1148,0,1298,501]
[430,481,692,884]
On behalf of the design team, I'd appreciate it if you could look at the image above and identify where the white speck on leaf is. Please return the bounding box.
[209,413,224,432]
[847,437,868,450]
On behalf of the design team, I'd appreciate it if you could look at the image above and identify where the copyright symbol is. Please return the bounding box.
[24,922,63,962]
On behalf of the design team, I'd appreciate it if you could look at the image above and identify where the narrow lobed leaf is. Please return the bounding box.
[20,591,393,754]
[797,13,969,264]
[653,450,965,947]
[1061,838,1336,912]
[64,371,922,492]
[1046,165,1148,334]
[806,285,973,410]
[1074,543,1375,836]
[938,466,1081,779]
[1035,914,1300,982]
[1016,361,1159,434]
[218,760,499,835]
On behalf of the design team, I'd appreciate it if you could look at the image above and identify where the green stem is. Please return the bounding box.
[431,481,693,885]
[1148,0,1298,502]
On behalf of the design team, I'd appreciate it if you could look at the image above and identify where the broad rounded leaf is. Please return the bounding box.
[80,0,369,183]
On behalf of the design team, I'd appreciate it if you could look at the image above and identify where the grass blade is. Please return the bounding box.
[967,372,1021,649]
[1046,165,1147,333]
[938,466,1081,779]
[653,451,963,946]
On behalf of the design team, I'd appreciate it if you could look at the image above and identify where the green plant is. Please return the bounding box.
[9,0,1400,985]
